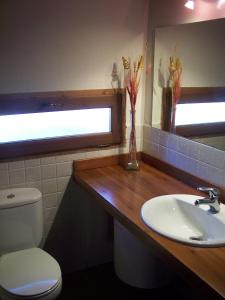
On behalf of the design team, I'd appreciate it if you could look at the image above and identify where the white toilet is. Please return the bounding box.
[0,188,62,300]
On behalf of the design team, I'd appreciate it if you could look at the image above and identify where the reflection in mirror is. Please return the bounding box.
[152,18,225,151]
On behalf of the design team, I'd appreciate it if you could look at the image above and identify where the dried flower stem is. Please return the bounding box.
[168,56,182,105]
[168,56,182,132]
[122,55,144,111]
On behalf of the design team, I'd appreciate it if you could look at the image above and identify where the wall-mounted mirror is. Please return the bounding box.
[152,18,225,151]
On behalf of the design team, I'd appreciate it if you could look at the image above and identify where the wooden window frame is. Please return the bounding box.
[0,89,125,160]
[162,87,225,137]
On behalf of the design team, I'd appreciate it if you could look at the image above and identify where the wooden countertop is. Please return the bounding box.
[74,160,225,299]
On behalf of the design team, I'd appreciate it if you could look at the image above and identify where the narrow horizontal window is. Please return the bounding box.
[0,108,111,143]
[175,102,225,126]
[0,89,125,160]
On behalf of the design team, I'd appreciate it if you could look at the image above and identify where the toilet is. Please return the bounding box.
[0,188,62,300]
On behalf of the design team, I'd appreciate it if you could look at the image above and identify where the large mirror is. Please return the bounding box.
[152,18,225,151]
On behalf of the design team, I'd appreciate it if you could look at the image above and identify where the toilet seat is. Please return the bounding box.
[0,248,61,298]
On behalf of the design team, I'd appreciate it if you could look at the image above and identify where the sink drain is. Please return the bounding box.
[189,236,205,241]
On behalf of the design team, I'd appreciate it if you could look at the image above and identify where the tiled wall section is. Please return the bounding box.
[0,125,142,240]
[143,125,225,188]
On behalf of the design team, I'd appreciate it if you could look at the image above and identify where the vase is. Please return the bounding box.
[170,105,176,134]
[125,109,139,171]
[170,88,177,134]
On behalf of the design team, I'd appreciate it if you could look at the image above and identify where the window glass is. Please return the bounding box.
[0,108,111,143]
[175,102,225,126]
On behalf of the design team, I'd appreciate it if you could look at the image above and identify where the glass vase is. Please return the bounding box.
[170,105,176,134]
[125,109,139,171]
[170,90,177,134]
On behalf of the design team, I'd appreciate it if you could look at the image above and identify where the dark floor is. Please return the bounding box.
[58,263,186,300]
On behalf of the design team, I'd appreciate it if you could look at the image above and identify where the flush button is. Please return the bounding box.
[7,193,15,199]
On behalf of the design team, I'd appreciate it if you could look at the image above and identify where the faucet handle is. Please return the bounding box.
[197,187,220,198]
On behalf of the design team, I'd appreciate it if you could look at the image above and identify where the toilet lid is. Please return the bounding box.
[0,248,61,297]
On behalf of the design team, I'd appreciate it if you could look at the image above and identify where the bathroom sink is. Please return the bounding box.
[141,194,225,247]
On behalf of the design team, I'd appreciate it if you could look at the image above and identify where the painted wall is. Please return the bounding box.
[0,0,148,126]
[0,0,149,273]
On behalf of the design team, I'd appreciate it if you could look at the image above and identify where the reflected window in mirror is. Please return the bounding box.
[162,87,225,140]
[176,102,225,126]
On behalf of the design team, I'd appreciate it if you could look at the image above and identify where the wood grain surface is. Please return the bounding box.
[141,153,225,203]
[74,161,225,299]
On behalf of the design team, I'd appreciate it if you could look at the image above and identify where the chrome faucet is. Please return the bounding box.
[195,187,220,213]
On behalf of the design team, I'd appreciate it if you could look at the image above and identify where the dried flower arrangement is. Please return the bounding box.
[121,55,145,170]
[168,56,182,132]
[122,55,144,112]
[168,56,182,106]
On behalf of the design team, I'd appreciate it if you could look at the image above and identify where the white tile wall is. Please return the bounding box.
[26,180,42,191]
[57,191,63,203]
[9,169,25,185]
[0,139,131,237]
[44,221,54,238]
[42,178,57,195]
[41,156,56,165]
[0,170,9,186]
[9,161,25,170]
[0,163,8,170]
[25,167,41,182]
[41,165,57,180]
[43,193,59,209]
[57,176,70,193]
[56,162,72,177]
[25,158,41,168]
[44,207,58,224]
[143,125,225,188]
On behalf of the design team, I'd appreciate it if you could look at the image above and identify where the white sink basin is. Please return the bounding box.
[141,194,225,247]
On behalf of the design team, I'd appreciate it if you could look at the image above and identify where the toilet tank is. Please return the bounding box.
[0,188,43,255]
